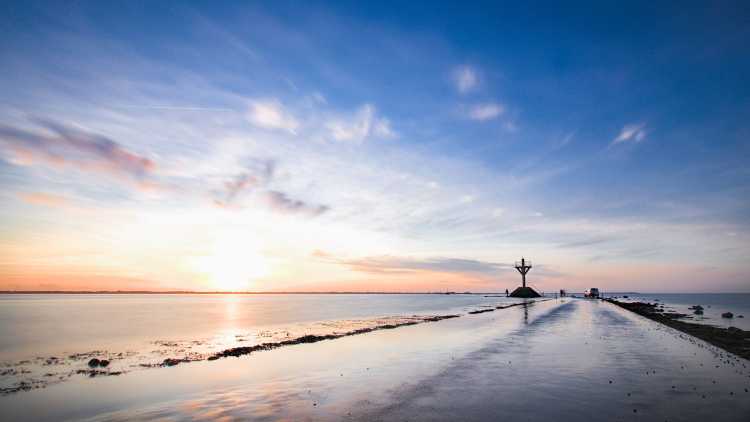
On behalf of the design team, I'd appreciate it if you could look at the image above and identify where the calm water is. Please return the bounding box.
[2,298,749,421]
[0,293,520,393]
[605,293,750,330]
[2,293,748,399]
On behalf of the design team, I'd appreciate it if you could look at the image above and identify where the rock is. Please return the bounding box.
[694,309,704,315]
[726,327,744,339]
[87,358,101,368]
[738,315,744,318]
[689,305,704,311]
[508,286,541,298]
[98,359,109,368]
[722,312,734,318]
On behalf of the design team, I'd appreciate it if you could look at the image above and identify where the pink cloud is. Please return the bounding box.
[16,191,71,208]
[0,118,155,182]
[263,190,329,216]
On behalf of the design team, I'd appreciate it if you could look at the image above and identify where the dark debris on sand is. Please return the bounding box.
[468,308,495,314]
[207,314,460,361]
[606,299,750,360]
[75,369,123,377]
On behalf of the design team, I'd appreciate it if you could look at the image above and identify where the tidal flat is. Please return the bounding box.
[1,296,749,421]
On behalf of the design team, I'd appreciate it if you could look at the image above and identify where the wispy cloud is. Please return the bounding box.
[611,123,647,146]
[213,158,327,216]
[454,66,478,94]
[214,173,259,208]
[247,99,300,134]
[468,103,505,121]
[0,118,155,182]
[214,158,277,207]
[557,236,613,249]
[326,104,395,142]
[321,254,512,275]
[17,191,71,208]
[109,104,235,112]
[588,247,660,262]
[460,194,476,204]
[262,190,329,216]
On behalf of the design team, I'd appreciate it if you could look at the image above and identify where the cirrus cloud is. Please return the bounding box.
[611,123,647,146]
[17,191,71,208]
[213,158,328,217]
[454,66,478,94]
[468,103,505,121]
[246,99,300,134]
[325,104,396,143]
[263,190,329,216]
[0,118,155,183]
[311,252,519,277]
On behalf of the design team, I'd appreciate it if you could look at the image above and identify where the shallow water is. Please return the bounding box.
[608,293,750,330]
[2,298,748,421]
[0,293,520,394]
[360,299,750,422]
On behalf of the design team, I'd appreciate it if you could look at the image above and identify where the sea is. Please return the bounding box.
[1,292,749,421]
[1,292,748,396]
[0,293,517,393]
[602,292,750,330]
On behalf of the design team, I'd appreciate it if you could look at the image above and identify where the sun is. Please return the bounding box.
[196,236,270,291]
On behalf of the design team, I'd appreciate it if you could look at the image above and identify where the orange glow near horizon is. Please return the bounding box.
[1,201,748,293]
[193,235,271,291]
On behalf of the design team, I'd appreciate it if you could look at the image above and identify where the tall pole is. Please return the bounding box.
[510,257,538,298]
[515,257,532,288]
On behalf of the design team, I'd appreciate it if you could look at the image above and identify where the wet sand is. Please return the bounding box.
[1,299,749,421]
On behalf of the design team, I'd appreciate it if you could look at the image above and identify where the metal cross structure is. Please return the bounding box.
[514,258,532,288]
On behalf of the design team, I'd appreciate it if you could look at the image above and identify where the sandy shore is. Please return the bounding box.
[1,299,748,421]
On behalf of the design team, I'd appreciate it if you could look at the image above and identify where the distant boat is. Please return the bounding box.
[584,288,600,299]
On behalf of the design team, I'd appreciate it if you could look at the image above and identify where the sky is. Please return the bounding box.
[0,1,748,293]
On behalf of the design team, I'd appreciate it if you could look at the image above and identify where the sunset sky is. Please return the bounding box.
[0,1,748,292]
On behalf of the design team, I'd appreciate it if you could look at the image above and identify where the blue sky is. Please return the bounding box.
[0,1,748,292]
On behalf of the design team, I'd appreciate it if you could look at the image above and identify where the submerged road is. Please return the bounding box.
[2,299,749,421]
[362,299,750,422]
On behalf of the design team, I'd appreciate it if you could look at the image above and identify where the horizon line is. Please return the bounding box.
[0,290,747,295]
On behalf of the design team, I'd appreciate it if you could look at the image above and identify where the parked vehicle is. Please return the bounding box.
[584,288,600,299]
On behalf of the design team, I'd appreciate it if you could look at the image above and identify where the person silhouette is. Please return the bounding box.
[505,288,509,297]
